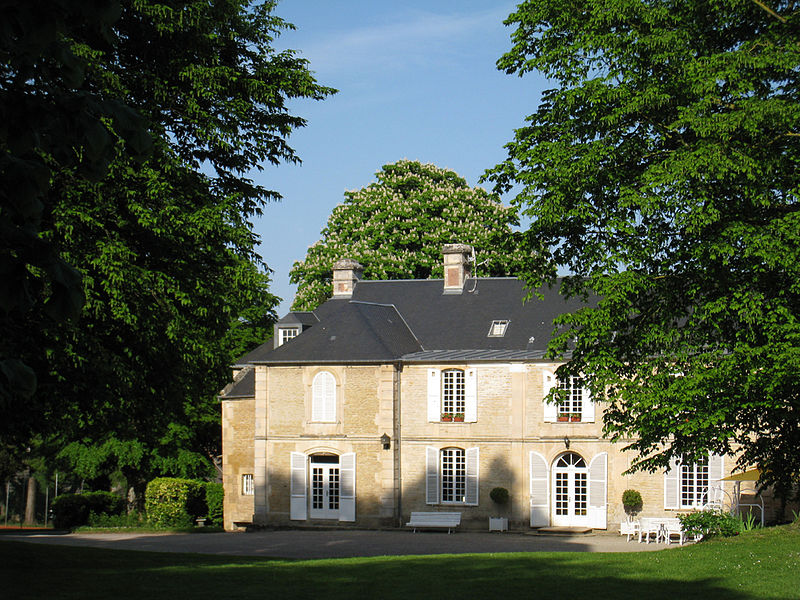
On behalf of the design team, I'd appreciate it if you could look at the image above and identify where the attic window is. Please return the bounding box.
[488,320,509,337]
[278,327,300,346]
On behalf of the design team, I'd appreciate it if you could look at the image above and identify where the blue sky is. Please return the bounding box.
[255,1,549,315]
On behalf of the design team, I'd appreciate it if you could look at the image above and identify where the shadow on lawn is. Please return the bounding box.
[0,540,765,600]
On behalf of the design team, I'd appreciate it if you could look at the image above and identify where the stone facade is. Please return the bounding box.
[222,359,756,531]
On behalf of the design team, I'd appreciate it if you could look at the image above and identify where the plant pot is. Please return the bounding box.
[441,415,453,422]
[453,415,464,422]
[570,415,581,422]
[557,415,569,422]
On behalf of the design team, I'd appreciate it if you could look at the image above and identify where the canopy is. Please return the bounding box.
[720,468,762,482]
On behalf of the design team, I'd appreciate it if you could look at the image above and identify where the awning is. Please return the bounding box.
[720,468,762,482]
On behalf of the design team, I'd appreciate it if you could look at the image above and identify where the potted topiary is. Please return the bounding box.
[621,489,643,535]
[489,487,510,532]
[622,489,643,516]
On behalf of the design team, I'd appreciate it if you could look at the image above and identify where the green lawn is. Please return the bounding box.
[1,525,798,600]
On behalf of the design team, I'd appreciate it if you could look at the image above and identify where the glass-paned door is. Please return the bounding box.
[552,452,589,526]
[310,455,340,519]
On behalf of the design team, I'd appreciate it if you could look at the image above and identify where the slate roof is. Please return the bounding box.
[222,277,586,398]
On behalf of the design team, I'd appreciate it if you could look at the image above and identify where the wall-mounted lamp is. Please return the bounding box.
[563,436,570,449]
[381,433,391,450]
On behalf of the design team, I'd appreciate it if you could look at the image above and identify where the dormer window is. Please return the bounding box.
[488,320,509,337]
[279,327,300,346]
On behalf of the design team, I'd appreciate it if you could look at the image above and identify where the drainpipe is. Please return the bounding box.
[394,361,403,528]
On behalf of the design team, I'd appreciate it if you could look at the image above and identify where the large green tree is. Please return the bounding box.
[290,160,524,311]
[486,1,800,496]
[1,1,333,487]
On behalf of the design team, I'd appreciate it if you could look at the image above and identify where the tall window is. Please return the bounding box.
[441,448,466,503]
[312,371,336,422]
[681,457,709,508]
[442,369,465,417]
[242,474,254,496]
[558,376,583,419]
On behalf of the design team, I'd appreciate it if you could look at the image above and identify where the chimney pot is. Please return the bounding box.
[442,244,472,293]
[332,258,363,298]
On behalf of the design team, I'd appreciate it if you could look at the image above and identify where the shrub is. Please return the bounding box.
[84,491,125,517]
[88,511,146,528]
[205,482,224,527]
[145,478,207,528]
[52,491,125,530]
[490,487,509,504]
[678,509,742,539]
[52,494,90,530]
[622,489,643,514]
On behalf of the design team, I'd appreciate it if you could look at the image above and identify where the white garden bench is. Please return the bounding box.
[406,512,462,533]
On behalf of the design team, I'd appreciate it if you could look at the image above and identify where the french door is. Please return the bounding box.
[552,452,589,526]
[310,455,340,519]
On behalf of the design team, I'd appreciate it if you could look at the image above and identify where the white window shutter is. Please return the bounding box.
[664,457,680,509]
[312,371,336,422]
[465,447,479,505]
[542,370,557,422]
[290,452,307,520]
[426,447,439,504]
[529,451,549,527]
[427,369,441,422]
[339,453,356,522]
[588,452,608,529]
[708,453,725,505]
[581,384,595,422]
[465,368,477,422]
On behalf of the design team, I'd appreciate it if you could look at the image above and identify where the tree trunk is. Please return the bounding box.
[24,474,36,525]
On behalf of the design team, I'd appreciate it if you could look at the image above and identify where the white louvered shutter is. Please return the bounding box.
[290,452,307,520]
[581,383,595,422]
[339,453,356,522]
[465,368,477,422]
[426,447,439,504]
[542,370,557,422]
[312,371,336,422]
[465,447,479,505]
[529,452,549,526]
[427,369,441,422]
[664,457,680,509]
[588,452,608,528]
[708,453,725,505]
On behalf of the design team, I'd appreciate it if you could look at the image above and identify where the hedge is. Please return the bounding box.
[145,478,206,528]
[205,482,223,527]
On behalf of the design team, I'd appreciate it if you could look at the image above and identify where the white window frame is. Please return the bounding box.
[487,320,509,337]
[542,369,595,423]
[664,454,724,509]
[442,369,466,418]
[426,446,479,506]
[241,473,254,496]
[558,375,584,420]
[278,326,300,346]
[427,368,477,422]
[311,371,337,422]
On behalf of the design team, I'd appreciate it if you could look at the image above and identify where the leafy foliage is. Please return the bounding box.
[678,510,742,539]
[487,0,800,496]
[290,160,523,310]
[1,1,333,486]
[145,477,206,528]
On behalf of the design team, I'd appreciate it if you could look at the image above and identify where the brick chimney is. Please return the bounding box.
[332,258,363,298]
[442,244,472,294]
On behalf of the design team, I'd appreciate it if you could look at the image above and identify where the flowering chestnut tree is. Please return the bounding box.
[290,160,523,310]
